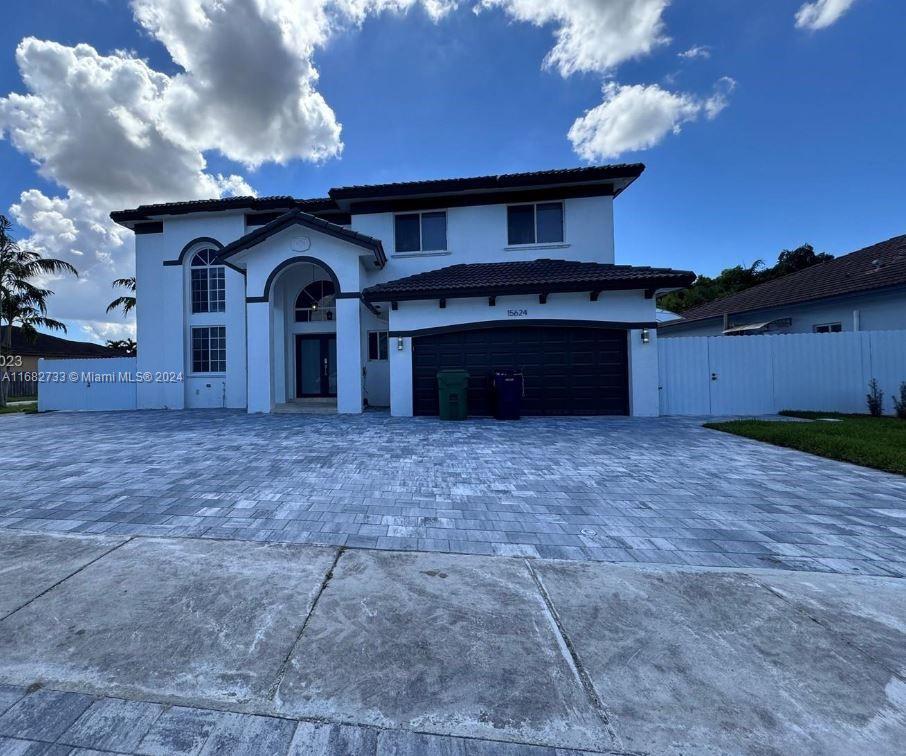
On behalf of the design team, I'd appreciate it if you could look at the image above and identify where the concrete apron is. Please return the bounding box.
[0,531,904,754]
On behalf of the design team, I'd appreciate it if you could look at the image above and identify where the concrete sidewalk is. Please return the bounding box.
[0,531,904,754]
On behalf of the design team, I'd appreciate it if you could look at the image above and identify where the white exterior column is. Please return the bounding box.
[628,327,659,417]
[246,300,273,413]
[389,335,413,417]
[336,297,364,414]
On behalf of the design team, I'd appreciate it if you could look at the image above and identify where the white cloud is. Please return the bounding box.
[0,1,454,342]
[678,44,710,60]
[794,0,857,30]
[477,0,671,75]
[568,77,736,160]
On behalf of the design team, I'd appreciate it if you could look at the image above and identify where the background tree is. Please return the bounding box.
[660,244,833,314]
[0,215,78,406]
[106,338,137,357]
[106,276,136,317]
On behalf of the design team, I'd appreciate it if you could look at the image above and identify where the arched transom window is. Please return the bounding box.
[295,280,336,322]
[191,248,225,313]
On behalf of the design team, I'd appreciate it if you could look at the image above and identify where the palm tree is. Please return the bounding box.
[0,215,78,405]
[106,277,136,317]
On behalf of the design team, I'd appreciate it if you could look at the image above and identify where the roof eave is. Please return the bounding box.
[363,276,692,303]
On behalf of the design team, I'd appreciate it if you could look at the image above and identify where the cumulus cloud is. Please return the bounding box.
[678,44,710,60]
[477,0,671,75]
[794,0,857,30]
[0,0,455,342]
[568,77,736,160]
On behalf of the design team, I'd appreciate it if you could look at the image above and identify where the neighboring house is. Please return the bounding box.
[660,234,906,337]
[3,326,119,373]
[111,164,694,417]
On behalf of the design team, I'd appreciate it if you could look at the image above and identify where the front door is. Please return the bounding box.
[296,334,337,398]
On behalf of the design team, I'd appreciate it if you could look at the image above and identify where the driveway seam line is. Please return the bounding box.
[266,546,344,702]
[754,579,906,684]
[0,536,134,624]
[524,559,623,752]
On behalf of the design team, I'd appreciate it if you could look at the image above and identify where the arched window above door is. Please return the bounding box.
[295,279,336,322]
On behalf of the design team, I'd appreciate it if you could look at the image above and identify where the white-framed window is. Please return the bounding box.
[192,326,226,373]
[295,280,336,322]
[507,202,563,245]
[394,211,447,252]
[190,249,225,313]
[368,332,388,361]
[813,322,842,333]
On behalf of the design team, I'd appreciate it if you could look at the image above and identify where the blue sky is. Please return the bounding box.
[1,0,903,342]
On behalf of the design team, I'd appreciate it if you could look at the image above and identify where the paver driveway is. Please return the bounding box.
[1,410,904,577]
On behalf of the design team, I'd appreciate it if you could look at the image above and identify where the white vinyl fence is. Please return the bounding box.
[37,357,138,412]
[659,330,906,416]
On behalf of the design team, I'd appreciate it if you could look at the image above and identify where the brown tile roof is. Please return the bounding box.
[329,164,644,199]
[8,327,120,358]
[662,234,906,327]
[362,259,694,302]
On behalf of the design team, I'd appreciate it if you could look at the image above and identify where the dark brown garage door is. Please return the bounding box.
[412,325,629,416]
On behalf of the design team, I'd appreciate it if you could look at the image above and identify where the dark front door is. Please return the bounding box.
[412,325,629,416]
[296,334,337,398]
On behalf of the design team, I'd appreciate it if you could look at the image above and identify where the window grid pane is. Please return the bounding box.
[209,267,225,312]
[192,326,226,373]
[507,205,535,245]
[536,202,564,243]
[395,214,421,252]
[420,212,447,251]
[191,269,209,313]
[378,332,388,360]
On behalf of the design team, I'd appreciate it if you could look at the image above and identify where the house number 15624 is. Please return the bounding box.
[506,308,528,317]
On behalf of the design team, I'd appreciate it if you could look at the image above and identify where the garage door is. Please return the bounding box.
[412,325,629,416]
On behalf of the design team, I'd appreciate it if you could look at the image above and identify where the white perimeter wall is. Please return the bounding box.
[38,358,138,412]
[659,330,906,416]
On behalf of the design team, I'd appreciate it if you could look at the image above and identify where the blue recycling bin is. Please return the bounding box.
[493,370,523,420]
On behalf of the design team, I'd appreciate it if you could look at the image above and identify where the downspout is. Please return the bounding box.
[853,309,861,332]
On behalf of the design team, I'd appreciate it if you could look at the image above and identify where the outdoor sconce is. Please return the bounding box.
[640,328,650,344]
[397,337,404,351]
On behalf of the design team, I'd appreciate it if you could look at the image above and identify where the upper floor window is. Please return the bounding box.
[295,280,336,322]
[191,249,225,313]
[395,211,447,253]
[507,202,563,245]
[813,322,842,333]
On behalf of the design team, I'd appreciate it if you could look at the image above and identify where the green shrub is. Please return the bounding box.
[893,382,906,420]
[867,379,884,417]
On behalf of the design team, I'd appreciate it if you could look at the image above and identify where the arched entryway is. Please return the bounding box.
[268,259,340,408]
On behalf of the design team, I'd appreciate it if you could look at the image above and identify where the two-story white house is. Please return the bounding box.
[111,164,694,417]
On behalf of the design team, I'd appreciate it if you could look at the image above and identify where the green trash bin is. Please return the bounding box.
[437,369,470,420]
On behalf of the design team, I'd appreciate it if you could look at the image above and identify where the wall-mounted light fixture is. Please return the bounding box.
[640,328,650,344]
[397,336,404,351]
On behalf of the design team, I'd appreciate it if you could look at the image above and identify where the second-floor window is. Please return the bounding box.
[395,211,447,253]
[507,202,563,245]
[191,249,225,313]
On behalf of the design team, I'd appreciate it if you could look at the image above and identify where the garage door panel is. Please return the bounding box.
[412,325,629,416]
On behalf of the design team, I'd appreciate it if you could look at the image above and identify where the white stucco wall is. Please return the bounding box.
[660,287,906,338]
[352,195,615,285]
[135,212,247,409]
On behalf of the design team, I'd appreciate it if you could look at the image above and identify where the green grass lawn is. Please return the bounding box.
[0,401,37,415]
[704,411,906,476]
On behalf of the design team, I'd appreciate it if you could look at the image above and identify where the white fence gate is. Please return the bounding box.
[37,357,138,412]
[658,330,906,416]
